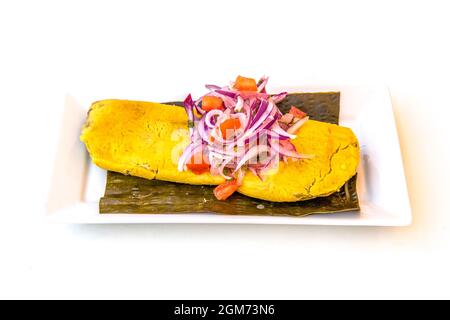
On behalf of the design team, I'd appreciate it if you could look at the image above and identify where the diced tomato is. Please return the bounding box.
[234,75,258,92]
[202,96,224,111]
[186,152,210,175]
[289,106,307,119]
[213,180,240,200]
[220,118,241,139]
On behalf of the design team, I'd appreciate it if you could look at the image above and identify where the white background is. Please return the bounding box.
[1,0,450,299]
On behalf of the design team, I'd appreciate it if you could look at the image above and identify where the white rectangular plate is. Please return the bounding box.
[47,85,412,226]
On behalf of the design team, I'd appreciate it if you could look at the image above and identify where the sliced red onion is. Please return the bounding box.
[257,76,269,93]
[215,89,238,99]
[183,94,195,137]
[271,122,297,139]
[204,109,223,128]
[261,115,278,130]
[287,116,309,134]
[218,157,233,180]
[232,105,275,146]
[247,97,256,110]
[247,154,278,181]
[261,154,277,171]
[183,94,194,121]
[208,151,219,172]
[250,100,269,126]
[241,101,251,123]
[178,141,204,172]
[244,99,259,131]
[209,145,244,158]
[242,116,278,144]
[266,130,291,140]
[234,96,244,112]
[249,101,274,132]
[197,116,212,143]
[234,145,271,173]
[208,151,233,179]
[271,92,288,104]
[186,93,205,116]
[205,84,221,90]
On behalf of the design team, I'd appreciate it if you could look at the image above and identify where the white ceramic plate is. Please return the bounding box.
[47,85,411,226]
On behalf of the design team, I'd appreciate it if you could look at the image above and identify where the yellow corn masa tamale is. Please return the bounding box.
[81,99,359,202]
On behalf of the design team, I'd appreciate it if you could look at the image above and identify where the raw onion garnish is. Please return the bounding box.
[178,76,313,199]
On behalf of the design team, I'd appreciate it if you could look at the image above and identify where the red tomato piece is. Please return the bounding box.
[202,96,224,111]
[289,106,307,119]
[220,118,241,139]
[234,75,258,92]
[186,152,210,175]
[213,180,240,200]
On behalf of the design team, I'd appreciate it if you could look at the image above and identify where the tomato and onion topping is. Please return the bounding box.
[178,75,312,200]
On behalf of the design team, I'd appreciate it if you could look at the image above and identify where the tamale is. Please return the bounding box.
[97,92,360,216]
[81,95,358,200]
